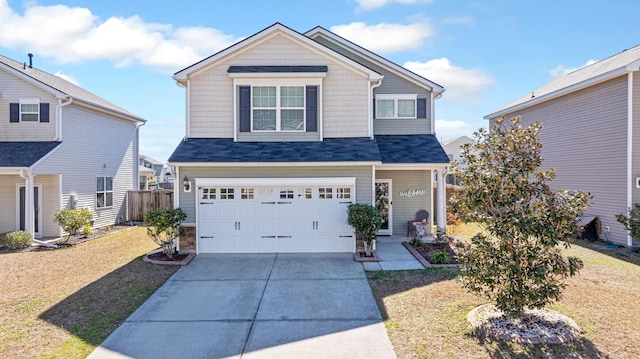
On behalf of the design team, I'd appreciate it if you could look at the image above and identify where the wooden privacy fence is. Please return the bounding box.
[127,190,174,221]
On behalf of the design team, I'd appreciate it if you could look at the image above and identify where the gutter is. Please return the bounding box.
[369,78,383,139]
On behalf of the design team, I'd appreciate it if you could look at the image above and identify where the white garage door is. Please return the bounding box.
[196,178,356,253]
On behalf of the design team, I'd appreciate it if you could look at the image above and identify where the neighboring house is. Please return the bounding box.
[168,23,450,254]
[0,55,145,240]
[442,135,473,185]
[485,44,640,246]
[139,155,165,189]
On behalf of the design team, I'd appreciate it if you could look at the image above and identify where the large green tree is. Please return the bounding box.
[450,116,591,318]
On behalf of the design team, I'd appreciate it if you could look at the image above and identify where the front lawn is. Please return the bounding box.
[0,227,178,359]
[368,241,640,358]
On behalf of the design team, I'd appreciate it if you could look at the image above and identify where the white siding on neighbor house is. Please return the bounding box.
[0,67,57,141]
[188,32,370,139]
[177,166,373,222]
[33,104,137,229]
[376,170,433,236]
[311,35,433,135]
[499,75,629,245]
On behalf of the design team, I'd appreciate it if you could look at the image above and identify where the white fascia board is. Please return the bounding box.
[196,177,356,187]
[304,27,444,94]
[0,168,25,175]
[72,98,146,123]
[377,163,448,170]
[174,23,381,83]
[169,161,381,167]
[0,63,67,99]
[485,67,630,119]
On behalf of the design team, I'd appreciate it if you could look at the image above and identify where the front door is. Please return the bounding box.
[375,180,392,235]
[19,185,41,237]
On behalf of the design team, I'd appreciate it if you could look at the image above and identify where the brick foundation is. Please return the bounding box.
[179,225,196,251]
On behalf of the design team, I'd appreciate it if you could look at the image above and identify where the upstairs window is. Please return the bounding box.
[9,99,49,123]
[252,85,305,131]
[376,94,418,119]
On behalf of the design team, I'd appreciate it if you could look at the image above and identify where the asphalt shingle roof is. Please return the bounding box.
[0,141,61,167]
[169,135,450,165]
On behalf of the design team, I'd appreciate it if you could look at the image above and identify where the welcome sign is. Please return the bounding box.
[399,189,426,198]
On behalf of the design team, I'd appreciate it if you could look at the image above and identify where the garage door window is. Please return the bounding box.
[337,187,351,199]
[319,187,333,199]
[220,188,235,199]
[280,189,294,199]
[298,187,312,199]
[241,188,255,199]
[202,188,216,200]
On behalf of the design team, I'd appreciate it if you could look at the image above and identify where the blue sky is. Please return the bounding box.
[1,0,638,163]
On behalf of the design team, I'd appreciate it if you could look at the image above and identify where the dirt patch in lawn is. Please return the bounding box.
[0,226,178,359]
[368,242,640,358]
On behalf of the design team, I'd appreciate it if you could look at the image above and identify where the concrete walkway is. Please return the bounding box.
[88,253,396,359]
[362,235,425,271]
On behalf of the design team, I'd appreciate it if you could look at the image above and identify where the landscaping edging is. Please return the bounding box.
[402,241,459,268]
[143,249,195,266]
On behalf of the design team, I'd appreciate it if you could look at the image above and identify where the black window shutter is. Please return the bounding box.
[373,98,376,119]
[417,98,427,119]
[40,103,50,122]
[10,103,19,122]
[239,86,251,132]
[306,86,318,132]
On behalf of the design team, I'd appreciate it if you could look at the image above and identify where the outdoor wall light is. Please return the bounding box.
[183,175,191,192]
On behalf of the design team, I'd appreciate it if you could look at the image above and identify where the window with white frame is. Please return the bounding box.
[20,99,39,122]
[252,85,305,131]
[96,176,113,208]
[376,94,417,119]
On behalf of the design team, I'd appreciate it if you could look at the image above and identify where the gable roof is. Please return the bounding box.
[376,135,450,164]
[486,44,640,119]
[0,141,61,168]
[0,55,144,122]
[305,26,444,95]
[442,135,473,147]
[173,22,382,83]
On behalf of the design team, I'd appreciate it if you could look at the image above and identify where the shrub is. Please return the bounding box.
[144,208,187,259]
[0,230,33,249]
[53,208,93,243]
[450,116,591,318]
[616,203,640,243]
[347,204,382,257]
[429,249,450,264]
[83,224,92,237]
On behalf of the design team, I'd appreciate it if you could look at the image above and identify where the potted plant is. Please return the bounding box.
[347,203,382,258]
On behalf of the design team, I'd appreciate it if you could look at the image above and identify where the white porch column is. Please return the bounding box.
[436,168,446,232]
[20,170,35,239]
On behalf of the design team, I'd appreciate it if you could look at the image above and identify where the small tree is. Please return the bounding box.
[144,208,187,259]
[450,116,591,318]
[615,203,640,244]
[347,204,382,256]
[53,208,93,243]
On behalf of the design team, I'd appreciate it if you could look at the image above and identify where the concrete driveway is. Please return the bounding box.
[88,253,396,359]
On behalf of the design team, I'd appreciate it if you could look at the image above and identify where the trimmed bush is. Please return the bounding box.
[0,230,33,249]
[53,208,93,243]
[347,203,382,257]
[144,208,187,259]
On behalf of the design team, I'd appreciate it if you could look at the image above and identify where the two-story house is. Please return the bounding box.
[486,44,640,246]
[139,155,165,189]
[168,23,450,254]
[0,55,145,241]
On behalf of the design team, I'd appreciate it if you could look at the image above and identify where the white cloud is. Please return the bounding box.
[435,119,475,140]
[330,21,434,54]
[442,16,475,25]
[404,58,494,103]
[0,0,241,72]
[549,59,598,79]
[54,71,80,86]
[356,0,433,11]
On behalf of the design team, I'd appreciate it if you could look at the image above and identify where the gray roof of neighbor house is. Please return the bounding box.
[169,135,450,165]
[486,44,640,118]
[0,55,144,122]
[0,141,61,167]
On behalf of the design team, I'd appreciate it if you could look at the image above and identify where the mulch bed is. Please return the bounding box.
[406,237,465,265]
[144,251,195,266]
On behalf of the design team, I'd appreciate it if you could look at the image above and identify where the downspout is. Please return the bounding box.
[19,169,56,248]
[627,72,634,247]
[134,121,147,193]
[54,97,73,141]
[369,78,383,139]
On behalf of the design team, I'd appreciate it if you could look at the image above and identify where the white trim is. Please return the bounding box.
[377,163,448,170]
[371,165,376,206]
[430,92,435,135]
[229,72,326,78]
[375,179,393,235]
[186,80,191,138]
[628,72,634,247]
[233,78,237,142]
[196,177,356,187]
[58,174,63,237]
[18,98,40,122]
[16,183,42,237]
[169,161,380,167]
[305,27,444,94]
[375,94,417,119]
[0,168,26,175]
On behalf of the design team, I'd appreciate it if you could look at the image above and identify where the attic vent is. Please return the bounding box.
[28,53,33,68]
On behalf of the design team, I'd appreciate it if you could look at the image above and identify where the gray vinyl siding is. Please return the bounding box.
[376,170,432,236]
[237,132,320,142]
[33,105,138,229]
[312,35,432,135]
[178,166,372,222]
[0,175,21,234]
[499,75,629,245]
[632,72,640,212]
